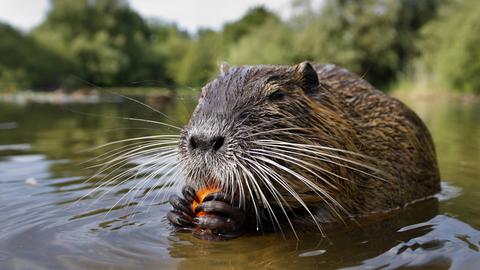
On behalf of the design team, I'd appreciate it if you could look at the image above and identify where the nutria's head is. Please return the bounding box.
[178,62,375,226]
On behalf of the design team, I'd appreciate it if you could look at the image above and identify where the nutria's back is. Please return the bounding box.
[174,62,441,234]
[313,64,440,213]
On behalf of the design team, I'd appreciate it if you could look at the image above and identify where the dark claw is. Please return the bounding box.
[168,187,246,240]
[194,215,238,232]
[169,195,194,217]
[193,199,246,240]
[167,210,194,229]
[195,201,244,222]
[182,185,197,203]
[202,192,231,204]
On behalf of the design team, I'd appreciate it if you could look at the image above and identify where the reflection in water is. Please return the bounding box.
[0,95,479,269]
[348,215,480,269]
[168,198,440,269]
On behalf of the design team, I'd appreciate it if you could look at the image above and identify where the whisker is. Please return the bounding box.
[76,149,177,206]
[256,141,389,182]
[103,154,179,217]
[256,139,376,160]
[243,154,325,236]
[233,156,262,229]
[83,144,177,170]
[253,155,347,222]
[240,155,297,237]
[80,135,179,152]
[249,148,348,187]
[79,148,177,195]
[106,90,181,126]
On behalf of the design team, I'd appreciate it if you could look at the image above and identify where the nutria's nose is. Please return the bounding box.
[189,135,225,152]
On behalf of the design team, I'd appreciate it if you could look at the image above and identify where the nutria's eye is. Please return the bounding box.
[268,91,286,102]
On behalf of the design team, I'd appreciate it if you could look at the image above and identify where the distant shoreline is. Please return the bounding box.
[0,88,178,104]
[1,88,479,105]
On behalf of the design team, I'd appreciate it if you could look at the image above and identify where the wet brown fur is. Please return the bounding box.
[306,64,441,221]
[179,62,441,231]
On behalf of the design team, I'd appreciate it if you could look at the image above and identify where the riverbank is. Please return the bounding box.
[1,87,479,105]
[0,88,178,104]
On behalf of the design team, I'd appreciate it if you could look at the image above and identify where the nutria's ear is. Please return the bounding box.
[220,62,230,75]
[294,61,319,94]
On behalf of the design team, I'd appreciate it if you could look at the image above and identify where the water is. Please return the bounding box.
[0,94,479,270]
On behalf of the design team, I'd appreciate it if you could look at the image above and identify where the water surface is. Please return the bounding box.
[0,94,479,269]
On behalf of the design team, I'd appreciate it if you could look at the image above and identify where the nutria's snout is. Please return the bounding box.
[182,130,231,184]
[178,123,239,189]
[188,134,225,152]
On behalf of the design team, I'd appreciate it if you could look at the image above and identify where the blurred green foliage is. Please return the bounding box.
[0,23,72,91]
[291,0,440,87]
[31,0,168,88]
[0,0,479,93]
[419,0,480,93]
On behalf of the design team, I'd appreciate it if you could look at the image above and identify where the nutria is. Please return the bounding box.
[167,62,441,240]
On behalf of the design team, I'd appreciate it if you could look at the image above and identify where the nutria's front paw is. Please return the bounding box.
[167,185,197,231]
[192,192,246,240]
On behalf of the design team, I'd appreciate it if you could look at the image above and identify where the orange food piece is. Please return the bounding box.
[191,187,220,217]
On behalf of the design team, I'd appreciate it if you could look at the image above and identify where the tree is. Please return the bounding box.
[222,6,280,44]
[175,30,223,86]
[419,0,480,93]
[150,21,192,87]
[32,0,167,88]
[294,0,440,88]
[228,18,296,65]
[0,23,72,91]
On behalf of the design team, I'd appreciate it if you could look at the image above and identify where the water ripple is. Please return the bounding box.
[345,215,480,269]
